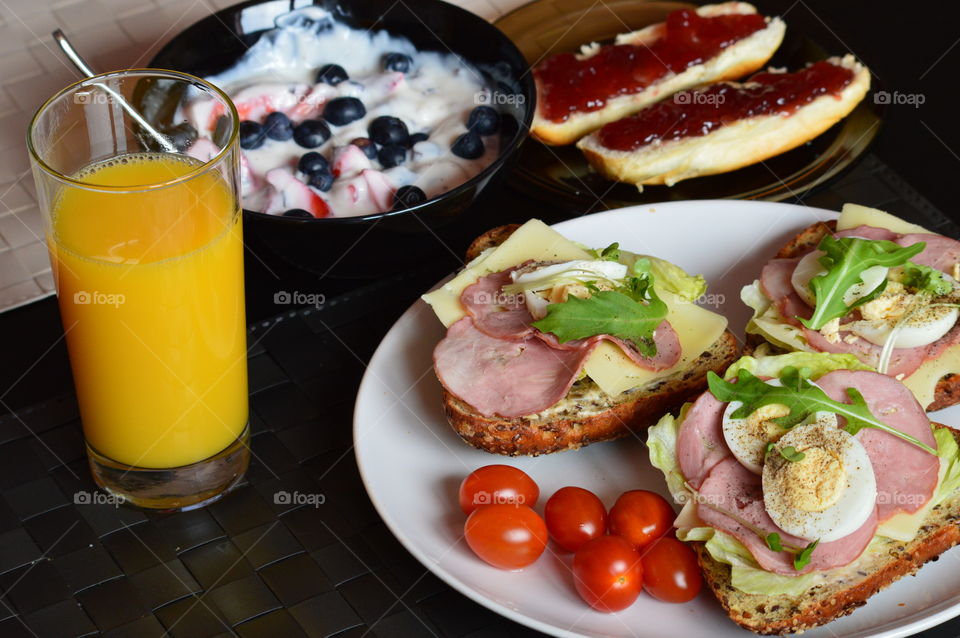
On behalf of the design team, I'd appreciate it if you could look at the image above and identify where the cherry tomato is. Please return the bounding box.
[464,504,548,569]
[459,465,540,515]
[572,535,643,612]
[608,490,675,550]
[544,486,607,552]
[640,537,702,603]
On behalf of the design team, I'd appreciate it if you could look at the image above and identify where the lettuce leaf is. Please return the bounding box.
[725,351,873,380]
[619,250,707,302]
[741,281,814,353]
[647,408,690,504]
[934,427,960,506]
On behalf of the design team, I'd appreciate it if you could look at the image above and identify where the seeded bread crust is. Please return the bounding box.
[749,219,960,411]
[444,225,740,455]
[694,424,960,635]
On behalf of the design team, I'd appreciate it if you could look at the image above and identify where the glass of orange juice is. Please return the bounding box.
[27,70,249,510]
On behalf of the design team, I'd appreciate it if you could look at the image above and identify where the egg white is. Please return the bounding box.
[790,250,888,308]
[762,420,877,543]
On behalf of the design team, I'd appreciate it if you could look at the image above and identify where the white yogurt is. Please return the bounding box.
[191,6,499,218]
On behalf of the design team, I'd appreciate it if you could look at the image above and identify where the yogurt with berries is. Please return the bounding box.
[184,6,501,218]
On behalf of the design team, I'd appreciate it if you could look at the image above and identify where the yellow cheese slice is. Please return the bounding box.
[422,219,728,397]
[877,458,947,542]
[584,290,728,396]
[837,203,933,235]
[422,219,591,327]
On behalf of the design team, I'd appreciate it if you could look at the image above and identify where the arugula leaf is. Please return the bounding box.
[532,256,668,356]
[764,441,775,456]
[780,446,805,462]
[902,261,953,296]
[532,289,667,356]
[706,367,938,455]
[800,236,925,330]
[793,540,820,571]
[765,533,783,552]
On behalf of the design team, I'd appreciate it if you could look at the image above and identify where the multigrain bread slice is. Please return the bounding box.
[530,2,785,146]
[694,423,960,635]
[577,55,870,189]
[444,224,740,455]
[748,219,960,411]
[444,330,739,455]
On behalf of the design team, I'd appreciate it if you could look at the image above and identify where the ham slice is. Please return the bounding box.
[435,265,685,417]
[757,228,960,378]
[815,370,939,520]
[460,266,535,340]
[676,390,731,489]
[433,317,590,417]
[697,457,878,575]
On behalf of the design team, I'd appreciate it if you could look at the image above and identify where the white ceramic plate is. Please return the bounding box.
[353,200,960,638]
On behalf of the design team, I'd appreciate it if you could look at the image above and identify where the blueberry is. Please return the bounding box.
[307,171,334,192]
[293,119,331,148]
[315,63,348,85]
[392,185,427,210]
[298,151,329,176]
[383,52,413,73]
[377,143,407,168]
[263,111,294,141]
[323,97,366,126]
[368,116,409,146]
[467,106,500,136]
[282,208,313,218]
[451,131,484,159]
[408,132,429,146]
[350,137,378,160]
[239,120,265,150]
[166,122,198,151]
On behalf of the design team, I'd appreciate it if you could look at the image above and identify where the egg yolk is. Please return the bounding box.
[778,447,846,513]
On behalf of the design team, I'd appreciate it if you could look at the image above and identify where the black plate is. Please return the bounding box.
[494,0,884,211]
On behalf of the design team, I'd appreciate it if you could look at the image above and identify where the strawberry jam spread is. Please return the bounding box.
[596,61,855,151]
[534,9,767,123]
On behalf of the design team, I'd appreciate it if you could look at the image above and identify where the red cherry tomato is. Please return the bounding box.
[608,490,675,550]
[572,535,643,612]
[464,504,548,569]
[640,537,702,603]
[459,465,540,515]
[544,486,607,552]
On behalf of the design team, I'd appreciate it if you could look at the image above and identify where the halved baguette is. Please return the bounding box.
[578,55,870,189]
[695,423,960,635]
[531,2,786,146]
[748,219,960,411]
[444,225,740,456]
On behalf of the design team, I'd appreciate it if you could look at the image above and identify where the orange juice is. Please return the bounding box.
[49,153,247,469]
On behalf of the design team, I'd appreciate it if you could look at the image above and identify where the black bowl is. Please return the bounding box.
[151,0,534,277]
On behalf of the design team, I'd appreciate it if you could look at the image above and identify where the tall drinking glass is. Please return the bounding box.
[27,70,249,510]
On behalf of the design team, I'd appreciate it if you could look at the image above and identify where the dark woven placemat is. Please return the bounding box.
[0,155,958,638]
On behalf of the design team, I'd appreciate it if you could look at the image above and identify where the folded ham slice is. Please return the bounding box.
[433,267,682,417]
[815,370,939,521]
[757,238,957,377]
[697,457,878,575]
[676,367,938,574]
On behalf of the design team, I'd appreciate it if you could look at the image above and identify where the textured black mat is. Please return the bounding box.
[1,155,959,637]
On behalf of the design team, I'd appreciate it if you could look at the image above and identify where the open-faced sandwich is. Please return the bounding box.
[422,220,739,455]
[578,56,870,190]
[648,351,960,635]
[531,2,785,146]
[743,203,960,411]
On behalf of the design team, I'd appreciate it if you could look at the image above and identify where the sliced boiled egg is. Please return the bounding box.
[762,419,877,543]
[721,379,794,475]
[790,250,888,308]
[846,278,959,348]
[510,260,628,320]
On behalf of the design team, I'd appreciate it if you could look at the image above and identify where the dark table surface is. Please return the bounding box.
[2,1,960,636]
